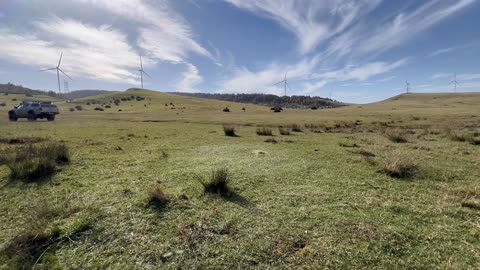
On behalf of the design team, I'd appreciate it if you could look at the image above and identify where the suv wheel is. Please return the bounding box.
[8,112,17,121]
[47,115,55,121]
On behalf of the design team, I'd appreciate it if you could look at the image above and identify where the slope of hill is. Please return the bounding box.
[54,89,480,127]
[170,92,344,109]
[383,92,480,106]
[58,90,116,100]
[1,89,479,269]
[0,83,52,96]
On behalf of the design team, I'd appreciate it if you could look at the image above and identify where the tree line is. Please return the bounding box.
[170,92,344,109]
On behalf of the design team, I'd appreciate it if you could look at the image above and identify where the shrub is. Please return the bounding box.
[223,125,237,137]
[105,105,111,109]
[9,159,57,182]
[383,128,409,143]
[223,107,230,112]
[4,141,69,182]
[256,127,273,136]
[75,105,83,111]
[147,187,170,209]
[378,152,418,179]
[447,129,480,145]
[198,168,231,195]
[0,102,6,107]
[94,107,104,111]
[278,127,291,135]
[69,108,75,112]
[466,135,480,145]
[265,138,277,144]
[290,124,303,132]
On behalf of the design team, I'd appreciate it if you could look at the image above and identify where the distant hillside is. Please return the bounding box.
[169,92,344,109]
[59,90,116,99]
[0,83,53,96]
[0,83,116,100]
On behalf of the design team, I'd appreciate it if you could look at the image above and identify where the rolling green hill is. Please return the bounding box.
[0,88,479,269]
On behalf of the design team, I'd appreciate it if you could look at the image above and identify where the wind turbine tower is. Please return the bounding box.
[405,81,411,93]
[139,56,151,89]
[273,72,291,97]
[39,52,72,93]
[450,74,459,92]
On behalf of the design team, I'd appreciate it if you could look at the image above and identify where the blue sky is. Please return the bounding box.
[0,0,479,103]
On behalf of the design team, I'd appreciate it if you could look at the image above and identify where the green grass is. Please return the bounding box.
[0,90,479,269]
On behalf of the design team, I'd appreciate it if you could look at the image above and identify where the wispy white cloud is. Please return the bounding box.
[298,80,328,95]
[429,47,456,57]
[431,73,480,81]
[432,73,453,79]
[224,0,381,54]
[458,73,480,81]
[414,81,480,93]
[76,0,211,64]
[76,0,212,91]
[377,76,396,82]
[175,63,203,92]
[428,43,474,57]
[0,18,140,84]
[327,0,475,59]
[314,59,407,81]
[220,56,320,94]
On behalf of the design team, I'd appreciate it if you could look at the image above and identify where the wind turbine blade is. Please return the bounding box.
[142,70,151,78]
[140,56,143,70]
[39,68,56,72]
[273,80,285,86]
[58,68,73,80]
[57,52,63,67]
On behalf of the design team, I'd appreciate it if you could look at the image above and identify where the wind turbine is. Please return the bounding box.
[273,71,291,97]
[449,73,459,92]
[405,81,411,93]
[39,52,72,93]
[139,56,151,89]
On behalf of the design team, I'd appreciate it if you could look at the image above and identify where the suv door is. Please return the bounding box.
[16,104,28,117]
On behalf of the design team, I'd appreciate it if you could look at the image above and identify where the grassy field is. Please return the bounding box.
[0,90,479,269]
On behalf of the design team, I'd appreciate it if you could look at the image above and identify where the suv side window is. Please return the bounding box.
[31,103,40,107]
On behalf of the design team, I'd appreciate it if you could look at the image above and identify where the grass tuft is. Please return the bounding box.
[265,138,278,144]
[147,187,170,209]
[256,127,273,136]
[383,128,409,143]
[198,168,231,195]
[290,124,303,132]
[2,141,69,182]
[446,129,480,145]
[223,125,237,137]
[278,127,291,135]
[378,151,418,179]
